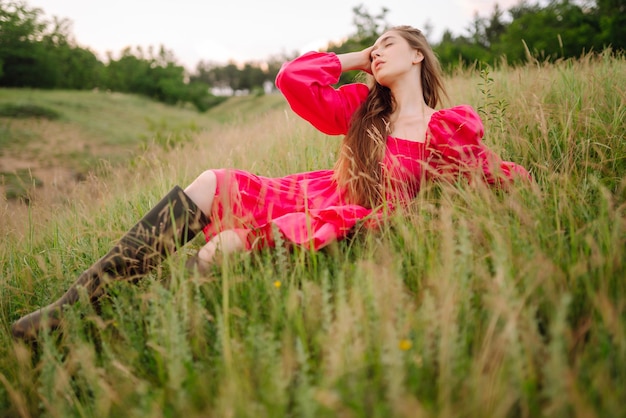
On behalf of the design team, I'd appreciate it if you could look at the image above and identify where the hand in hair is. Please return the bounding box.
[337,46,374,74]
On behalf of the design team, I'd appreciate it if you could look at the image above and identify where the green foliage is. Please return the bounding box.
[498,1,603,63]
[476,66,509,133]
[0,102,60,119]
[103,46,211,110]
[596,0,626,49]
[0,0,53,87]
[434,0,623,70]
[434,30,491,71]
[53,44,105,89]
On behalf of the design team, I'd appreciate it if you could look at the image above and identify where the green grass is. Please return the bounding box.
[0,103,61,120]
[0,169,43,201]
[0,88,222,147]
[1,51,625,417]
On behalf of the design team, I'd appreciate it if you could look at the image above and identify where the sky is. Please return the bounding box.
[27,0,522,69]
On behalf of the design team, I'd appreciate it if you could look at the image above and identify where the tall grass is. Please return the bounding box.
[1,51,625,417]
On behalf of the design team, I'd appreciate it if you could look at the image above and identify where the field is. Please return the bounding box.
[0,52,625,417]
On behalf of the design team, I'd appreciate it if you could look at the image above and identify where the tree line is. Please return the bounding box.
[432,0,625,68]
[1,0,624,111]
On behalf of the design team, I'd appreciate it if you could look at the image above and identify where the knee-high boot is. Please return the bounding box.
[11,185,210,340]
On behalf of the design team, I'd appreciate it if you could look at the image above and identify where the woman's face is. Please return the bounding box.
[370,30,422,87]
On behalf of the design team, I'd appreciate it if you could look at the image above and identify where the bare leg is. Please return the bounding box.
[184,170,218,215]
[184,170,247,273]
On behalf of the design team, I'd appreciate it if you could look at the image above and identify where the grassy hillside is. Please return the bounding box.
[0,88,286,235]
[0,51,625,417]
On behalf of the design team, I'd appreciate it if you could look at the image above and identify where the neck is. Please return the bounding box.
[390,82,429,120]
[388,69,429,117]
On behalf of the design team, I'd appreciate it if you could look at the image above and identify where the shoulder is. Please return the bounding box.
[432,105,481,125]
[429,105,484,143]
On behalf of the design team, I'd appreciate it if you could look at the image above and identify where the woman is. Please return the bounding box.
[11,26,530,339]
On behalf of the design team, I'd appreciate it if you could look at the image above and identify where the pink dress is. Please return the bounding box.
[202,52,530,251]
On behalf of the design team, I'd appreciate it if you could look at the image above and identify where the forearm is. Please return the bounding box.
[336,48,372,73]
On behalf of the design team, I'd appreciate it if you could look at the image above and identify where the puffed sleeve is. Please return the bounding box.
[427,105,531,185]
[275,51,370,136]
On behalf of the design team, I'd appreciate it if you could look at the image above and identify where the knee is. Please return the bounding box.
[187,170,217,196]
[184,170,218,215]
[193,170,217,190]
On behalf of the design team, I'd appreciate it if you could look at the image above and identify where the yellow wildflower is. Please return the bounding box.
[399,339,412,351]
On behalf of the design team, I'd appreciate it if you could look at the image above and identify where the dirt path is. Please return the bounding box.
[0,118,123,238]
[1,117,122,197]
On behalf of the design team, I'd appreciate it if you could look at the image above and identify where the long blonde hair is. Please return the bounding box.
[333,26,447,208]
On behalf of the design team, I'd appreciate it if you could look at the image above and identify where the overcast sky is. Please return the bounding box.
[28,0,522,69]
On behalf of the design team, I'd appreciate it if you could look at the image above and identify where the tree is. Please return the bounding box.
[103,46,218,111]
[485,3,508,47]
[498,0,602,63]
[325,4,391,84]
[595,0,626,49]
[236,62,267,92]
[0,0,103,88]
[53,44,104,89]
[0,0,52,86]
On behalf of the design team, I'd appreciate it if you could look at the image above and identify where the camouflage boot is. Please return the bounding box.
[11,185,209,340]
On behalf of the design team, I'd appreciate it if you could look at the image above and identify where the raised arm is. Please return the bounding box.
[275,50,372,136]
[336,47,374,73]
